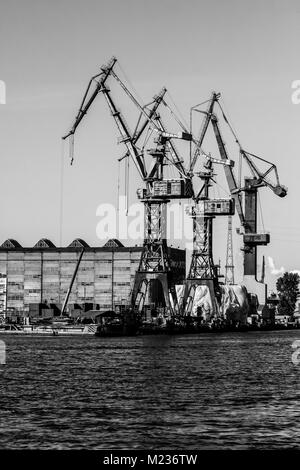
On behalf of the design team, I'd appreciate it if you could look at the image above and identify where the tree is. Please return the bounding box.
[276,272,300,316]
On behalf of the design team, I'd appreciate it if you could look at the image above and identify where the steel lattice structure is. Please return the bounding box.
[225,215,235,285]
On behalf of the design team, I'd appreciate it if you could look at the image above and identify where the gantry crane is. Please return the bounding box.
[63,57,193,319]
[181,153,235,316]
[189,92,287,305]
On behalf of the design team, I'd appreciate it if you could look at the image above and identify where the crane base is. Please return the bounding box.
[131,271,177,316]
[180,279,220,317]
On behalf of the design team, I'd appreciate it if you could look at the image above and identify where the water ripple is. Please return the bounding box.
[0,330,300,449]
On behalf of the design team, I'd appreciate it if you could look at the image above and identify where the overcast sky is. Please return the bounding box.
[0,0,299,289]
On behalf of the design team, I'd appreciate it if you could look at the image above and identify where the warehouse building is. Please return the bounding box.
[0,238,185,318]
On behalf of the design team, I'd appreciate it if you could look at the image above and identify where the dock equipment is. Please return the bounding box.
[63,58,193,318]
[189,92,287,304]
[63,58,287,317]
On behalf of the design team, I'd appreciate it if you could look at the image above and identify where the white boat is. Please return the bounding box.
[0,324,97,335]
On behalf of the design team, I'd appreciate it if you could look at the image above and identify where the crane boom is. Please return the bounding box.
[239,149,287,197]
[193,93,287,230]
[190,92,220,172]
[110,69,162,133]
[62,57,194,183]
[62,57,117,140]
[100,84,147,179]
[133,88,167,144]
[210,113,245,226]
[215,98,287,198]
[154,116,189,178]
[119,87,167,178]
[109,69,190,180]
[61,248,85,316]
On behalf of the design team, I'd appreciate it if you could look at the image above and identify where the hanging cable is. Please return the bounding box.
[69,134,75,165]
[214,181,231,198]
[124,156,127,215]
[218,98,242,149]
[166,89,190,130]
[116,60,145,107]
[238,149,243,189]
[59,139,65,247]
[141,126,153,152]
[127,153,130,216]
[117,159,121,216]
[124,154,130,216]
[164,92,189,132]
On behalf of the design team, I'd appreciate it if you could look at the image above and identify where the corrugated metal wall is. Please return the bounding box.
[0,248,143,313]
[0,246,185,314]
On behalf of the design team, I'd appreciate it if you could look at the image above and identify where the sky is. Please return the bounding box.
[0,0,300,291]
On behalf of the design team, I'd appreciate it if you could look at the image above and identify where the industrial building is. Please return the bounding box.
[0,238,185,319]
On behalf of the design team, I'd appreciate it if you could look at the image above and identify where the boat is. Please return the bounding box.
[95,310,138,337]
[0,323,97,335]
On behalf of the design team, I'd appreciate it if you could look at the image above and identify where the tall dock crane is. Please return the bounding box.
[190,92,287,305]
[63,57,193,318]
[181,154,235,316]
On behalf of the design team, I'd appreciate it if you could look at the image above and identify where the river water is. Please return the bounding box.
[0,330,299,450]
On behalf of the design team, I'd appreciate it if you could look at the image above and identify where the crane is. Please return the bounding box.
[63,57,193,319]
[180,154,235,317]
[189,92,287,305]
[61,248,85,317]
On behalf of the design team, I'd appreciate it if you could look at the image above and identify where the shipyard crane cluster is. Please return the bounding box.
[63,57,287,322]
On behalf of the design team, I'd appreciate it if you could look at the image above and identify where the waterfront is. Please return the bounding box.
[0,330,300,450]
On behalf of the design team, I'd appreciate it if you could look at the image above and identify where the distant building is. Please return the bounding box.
[0,238,185,316]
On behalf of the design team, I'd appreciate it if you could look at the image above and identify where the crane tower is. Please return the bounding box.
[225,215,235,285]
[63,57,193,319]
